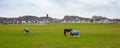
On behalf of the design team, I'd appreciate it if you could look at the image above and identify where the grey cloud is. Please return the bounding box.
[0,0,120,19]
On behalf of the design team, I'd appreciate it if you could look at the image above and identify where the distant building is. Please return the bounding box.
[112,19,120,23]
[38,14,53,23]
[61,15,91,23]
[0,15,120,24]
[92,16,112,23]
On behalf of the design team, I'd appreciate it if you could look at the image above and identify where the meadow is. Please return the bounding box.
[0,23,120,48]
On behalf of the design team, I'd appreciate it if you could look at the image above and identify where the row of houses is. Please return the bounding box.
[61,15,91,23]
[0,14,54,24]
[0,15,120,24]
[61,15,120,23]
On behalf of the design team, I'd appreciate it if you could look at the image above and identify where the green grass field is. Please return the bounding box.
[0,23,120,48]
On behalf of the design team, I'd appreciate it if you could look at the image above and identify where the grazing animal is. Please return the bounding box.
[24,28,29,35]
[64,28,72,36]
[70,30,80,38]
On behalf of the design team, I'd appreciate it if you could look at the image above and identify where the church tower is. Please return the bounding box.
[46,14,48,18]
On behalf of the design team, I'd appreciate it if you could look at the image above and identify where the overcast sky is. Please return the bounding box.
[0,0,120,19]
